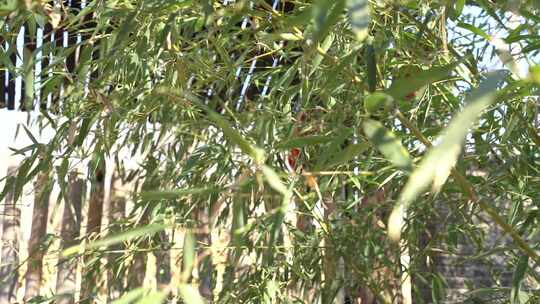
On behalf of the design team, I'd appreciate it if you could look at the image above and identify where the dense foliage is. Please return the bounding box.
[1,0,539,303]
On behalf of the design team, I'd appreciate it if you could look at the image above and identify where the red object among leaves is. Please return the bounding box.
[405,91,416,100]
[288,148,301,170]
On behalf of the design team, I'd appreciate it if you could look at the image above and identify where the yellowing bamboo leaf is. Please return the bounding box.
[182,230,196,278]
[388,71,506,242]
[278,33,303,41]
[362,119,412,171]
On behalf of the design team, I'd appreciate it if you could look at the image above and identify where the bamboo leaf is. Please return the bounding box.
[312,0,345,44]
[140,187,222,200]
[325,142,369,168]
[208,109,265,164]
[362,119,412,171]
[388,71,506,242]
[347,0,370,42]
[111,288,146,304]
[364,92,393,113]
[21,124,38,145]
[63,224,167,257]
[261,165,291,198]
[511,255,529,304]
[276,135,332,150]
[457,22,491,40]
[386,63,458,100]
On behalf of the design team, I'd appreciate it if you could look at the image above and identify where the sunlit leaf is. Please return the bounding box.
[183,230,196,277]
[178,284,206,304]
[388,71,506,242]
[362,119,412,171]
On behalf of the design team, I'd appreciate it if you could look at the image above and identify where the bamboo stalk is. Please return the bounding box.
[24,171,51,301]
[0,166,21,303]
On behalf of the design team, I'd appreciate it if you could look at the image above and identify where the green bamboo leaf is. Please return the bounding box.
[8,143,40,155]
[511,255,529,304]
[261,165,291,198]
[21,124,38,145]
[325,142,369,168]
[310,33,334,75]
[388,71,506,242]
[207,110,265,164]
[457,22,491,41]
[63,224,167,257]
[347,0,370,42]
[140,187,222,200]
[182,91,265,164]
[111,288,146,304]
[454,0,465,17]
[364,92,393,113]
[362,119,412,171]
[276,135,332,150]
[386,63,458,100]
[178,284,206,304]
[312,0,345,44]
[231,197,246,248]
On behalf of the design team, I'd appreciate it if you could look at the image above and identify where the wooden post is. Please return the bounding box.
[0,166,21,303]
[24,172,52,301]
[55,171,83,304]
